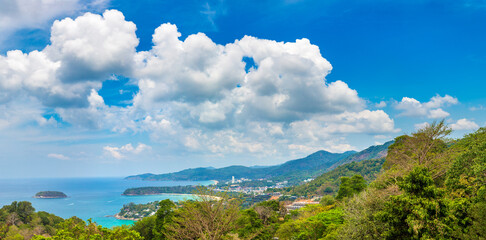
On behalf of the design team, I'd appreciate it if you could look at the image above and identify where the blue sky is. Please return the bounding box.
[0,0,485,178]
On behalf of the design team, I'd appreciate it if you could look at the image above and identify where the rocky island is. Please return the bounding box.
[34,191,68,199]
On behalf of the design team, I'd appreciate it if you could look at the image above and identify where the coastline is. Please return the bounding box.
[122,193,219,200]
[0,178,202,229]
[123,193,195,197]
[33,196,68,199]
[122,180,218,196]
[113,213,140,221]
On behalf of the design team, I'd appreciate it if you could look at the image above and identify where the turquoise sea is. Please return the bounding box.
[0,178,212,228]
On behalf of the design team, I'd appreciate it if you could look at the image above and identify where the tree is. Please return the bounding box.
[236,209,269,240]
[276,207,344,240]
[444,127,486,239]
[376,167,453,239]
[254,200,280,225]
[153,199,176,239]
[382,120,451,183]
[2,201,36,224]
[166,187,241,240]
[132,215,156,240]
[336,175,367,200]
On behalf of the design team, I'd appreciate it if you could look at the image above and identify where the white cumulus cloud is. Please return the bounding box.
[428,108,450,118]
[450,118,479,130]
[375,101,387,108]
[0,10,400,158]
[103,143,151,159]
[0,10,138,108]
[395,94,458,118]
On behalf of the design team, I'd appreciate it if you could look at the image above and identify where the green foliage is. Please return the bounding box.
[336,175,367,200]
[446,127,486,199]
[255,200,280,212]
[153,199,176,239]
[131,215,156,240]
[328,141,393,171]
[241,194,272,208]
[166,188,242,240]
[0,201,144,240]
[380,120,451,186]
[123,185,199,195]
[276,207,344,240]
[320,195,335,206]
[376,167,453,239]
[118,201,159,219]
[284,158,385,197]
[34,191,67,199]
[2,201,35,223]
[444,127,486,239]
[36,217,142,240]
[236,209,272,240]
[336,121,460,239]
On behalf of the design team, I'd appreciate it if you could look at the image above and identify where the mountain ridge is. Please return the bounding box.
[126,142,392,182]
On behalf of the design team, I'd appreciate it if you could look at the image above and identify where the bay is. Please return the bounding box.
[0,178,212,228]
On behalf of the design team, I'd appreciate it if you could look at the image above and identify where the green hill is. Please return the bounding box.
[126,150,357,183]
[280,158,385,197]
[126,142,393,183]
[327,140,392,170]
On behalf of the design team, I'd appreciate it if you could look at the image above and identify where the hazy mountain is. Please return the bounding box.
[126,150,356,182]
[126,141,392,182]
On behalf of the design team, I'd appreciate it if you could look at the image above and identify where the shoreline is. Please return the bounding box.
[33,197,67,199]
[123,193,195,197]
[122,193,220,200]
[122,180,218,196]
[113,213,139,221]
[33,196,68,199]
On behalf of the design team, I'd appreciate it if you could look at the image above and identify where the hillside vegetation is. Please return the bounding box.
[279,157,385,197]
[117,202,160,220]
[123,185,199,195]
[0,201,142,239]
[328,141,392,170]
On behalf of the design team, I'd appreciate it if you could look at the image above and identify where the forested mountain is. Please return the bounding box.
[126,150,356,182]
[126,142,392,182]
[327,140,392,170]
[279,157,385,197]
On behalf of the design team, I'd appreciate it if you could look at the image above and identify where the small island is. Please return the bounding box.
[34,191,68,199]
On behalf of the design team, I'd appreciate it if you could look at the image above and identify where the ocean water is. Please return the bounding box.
[0,178,212,228]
